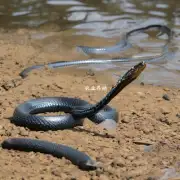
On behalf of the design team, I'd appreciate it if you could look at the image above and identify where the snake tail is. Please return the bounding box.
[1,138,100,170]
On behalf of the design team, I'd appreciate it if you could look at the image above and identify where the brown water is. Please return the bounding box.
[0,0,180,87]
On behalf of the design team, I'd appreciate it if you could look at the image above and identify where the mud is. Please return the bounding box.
[0,29,179,180]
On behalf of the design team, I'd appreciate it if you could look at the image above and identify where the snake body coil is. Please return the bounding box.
[12,97,118,130]
[2,61,146,170]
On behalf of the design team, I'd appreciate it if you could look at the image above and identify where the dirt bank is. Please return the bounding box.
[0,29,179,180]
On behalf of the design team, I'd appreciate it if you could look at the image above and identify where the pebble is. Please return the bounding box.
[176,114,180,118]
[0,129,5,136]
[162,94,170,101]
[143,126,153,134]
[96,168,104,177]
[106,165,115,176]
[127,156,136,161]
[0,86,6,94]
[51,169,62,177]
[136,92,145,98]
[1,78,22,91]
[111,158,126,167]
[158,117,171,125]
[121,116,130,123]
[160,107,171,115]
[19,128,29,136]
[163,88,170,92]
[86,69,95,76]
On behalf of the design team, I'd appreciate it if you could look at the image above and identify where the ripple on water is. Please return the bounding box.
[0,0,179,87]
[47,0,84,5]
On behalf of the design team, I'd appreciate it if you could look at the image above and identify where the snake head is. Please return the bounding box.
[157,25,173,37]
[121,61,146,82]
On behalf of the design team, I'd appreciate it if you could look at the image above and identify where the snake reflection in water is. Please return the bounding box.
[19,24,173,78]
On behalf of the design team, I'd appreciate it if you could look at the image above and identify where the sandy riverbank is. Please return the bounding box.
[0,29,179,180]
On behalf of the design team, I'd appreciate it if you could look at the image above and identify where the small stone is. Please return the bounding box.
[127,156,136,161]
[1,78,22,91]
[19,128,29,136]
[111,158,125,167]
[142,127,152,134]
[51,169,61,177]
[121,116,130,123]
[136,92,145,98]
[89,171,96,177]
[96,168,103,177]
[106,165,115,176]
[176,114,180,118]
[0,86,6,94]
[162,94,170,101]
[163,88,170,92]
[86,69,95,76]
[140,82,145,86]
[160,107,171,115]
[158,117,171,125]
[0,129,6,136]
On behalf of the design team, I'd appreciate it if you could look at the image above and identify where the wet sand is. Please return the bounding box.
[0,29,180,180]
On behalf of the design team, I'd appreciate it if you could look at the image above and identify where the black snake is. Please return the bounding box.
[2,61,146,170]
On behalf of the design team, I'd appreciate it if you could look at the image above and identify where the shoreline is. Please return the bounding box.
[0,29,179,180]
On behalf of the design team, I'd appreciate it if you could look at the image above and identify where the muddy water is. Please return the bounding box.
[0,0,180,87]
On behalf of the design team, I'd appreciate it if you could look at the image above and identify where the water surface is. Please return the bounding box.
[0,0,179,87]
